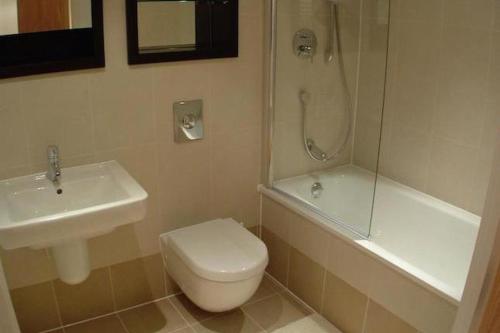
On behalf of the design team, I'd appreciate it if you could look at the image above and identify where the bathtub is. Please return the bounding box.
[271,165,480,303]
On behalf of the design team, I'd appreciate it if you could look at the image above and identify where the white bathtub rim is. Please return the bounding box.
[258,184,462,306]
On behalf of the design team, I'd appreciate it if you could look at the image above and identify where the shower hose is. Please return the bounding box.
[299,1,353,162]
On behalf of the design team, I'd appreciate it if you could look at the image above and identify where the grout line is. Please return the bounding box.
[240,305,268,333]
[167,297,196,331]
[319,265,328,315]
[61,313,121,330]
[116,313,131,333]
[106,266,118,312]
[52,282,183,331]
[361,298,371,333]
[48,280,66,333]
[263,273,316,315]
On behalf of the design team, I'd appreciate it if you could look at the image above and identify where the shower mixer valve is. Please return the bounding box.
[293,29,317,60]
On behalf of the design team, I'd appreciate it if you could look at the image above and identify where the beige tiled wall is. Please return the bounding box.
[356,0,500,215]
[272,0,361,180]
[261,195,458,333]
[0,0,264,294]
[352,0,390,172]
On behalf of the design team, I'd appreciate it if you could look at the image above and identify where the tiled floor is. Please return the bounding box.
[45,275,340,333]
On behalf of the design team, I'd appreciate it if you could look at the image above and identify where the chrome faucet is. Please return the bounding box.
[46,145,61,183]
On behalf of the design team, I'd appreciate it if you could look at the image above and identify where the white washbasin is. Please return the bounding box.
[0,161,147,284]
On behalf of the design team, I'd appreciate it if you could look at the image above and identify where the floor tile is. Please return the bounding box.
[245,276,279,305]
[9,282,61,333]
[65,315,127,333]
[119,299,188,333]
[172,328,196,333]
[193,309,264,333]
[169,294,219,324]
[53,267,114,324]
[271,313,341,333]
[242,293,311,332]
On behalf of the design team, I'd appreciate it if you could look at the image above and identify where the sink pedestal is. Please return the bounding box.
[51,240,90,285]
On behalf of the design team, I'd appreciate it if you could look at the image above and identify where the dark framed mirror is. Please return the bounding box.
[126,0,238,64]
[0,0,104,79]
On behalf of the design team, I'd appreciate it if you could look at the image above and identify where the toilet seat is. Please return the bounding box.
[165,218,268,282]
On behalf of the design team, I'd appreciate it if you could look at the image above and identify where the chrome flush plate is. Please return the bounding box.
[173,99,204,143]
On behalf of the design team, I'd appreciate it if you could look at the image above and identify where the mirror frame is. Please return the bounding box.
[0,0,104,79]
[126,0,238,65]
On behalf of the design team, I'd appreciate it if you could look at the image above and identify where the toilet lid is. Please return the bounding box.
[165,218,269,282]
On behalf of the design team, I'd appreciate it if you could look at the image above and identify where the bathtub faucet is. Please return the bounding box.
[311,182,323,198]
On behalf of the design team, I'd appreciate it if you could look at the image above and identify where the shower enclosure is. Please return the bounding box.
[265,0,497,303]
[268,0,390,237]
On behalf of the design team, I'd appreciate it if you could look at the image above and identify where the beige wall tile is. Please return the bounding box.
[88,225,142,269]
[426,137,480,212]
[288,248,326,312]
[242,293,311,332]
[321,272,367,333]
[119,299,188,333]
[261,197,291,241]
[289,209,330,267]
[110,258,155,310]
[395,0,444,22]
[65,314,127,333]
[10,282,61,333]
[54,267,114,324]
[0,83,29,171]
[20,75,94,166]
[371,2,498,215]
[158,139,213,232]
[262,227,290,286]
[368,260,457,333]
[210,126,261,227]
[365,301,418,333]
[326,236,373,296]
[378,123,431,191]
[91,69,155,152]
[444,0,494,29]
[495,2,500,31]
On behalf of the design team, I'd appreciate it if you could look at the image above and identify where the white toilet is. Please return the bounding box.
[161,218,268,312]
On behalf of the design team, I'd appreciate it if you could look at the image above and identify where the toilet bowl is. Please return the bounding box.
[161,218,269,312]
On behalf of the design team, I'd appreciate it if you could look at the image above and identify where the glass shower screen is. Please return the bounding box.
[269,0,390,237]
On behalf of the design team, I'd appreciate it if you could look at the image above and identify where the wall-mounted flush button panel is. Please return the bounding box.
[173,99,204,143]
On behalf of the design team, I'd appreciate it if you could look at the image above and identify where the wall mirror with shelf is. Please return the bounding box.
[0,0,104,79]
[126,0,238,64]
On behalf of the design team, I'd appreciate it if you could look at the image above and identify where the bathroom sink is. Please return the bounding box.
[0,161,148,250]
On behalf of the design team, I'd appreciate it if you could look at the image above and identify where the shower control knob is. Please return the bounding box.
[293,29,317,59]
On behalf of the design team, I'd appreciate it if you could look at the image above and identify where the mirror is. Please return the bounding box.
[0,0,92,36]
[126,0,238,64]
[138,1,195,53]
[0,0,104,79]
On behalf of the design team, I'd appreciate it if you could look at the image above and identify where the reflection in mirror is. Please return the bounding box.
[0,0,92,36]
[138,0,195,53]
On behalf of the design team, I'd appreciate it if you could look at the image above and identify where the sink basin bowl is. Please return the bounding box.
[0,161,147,284]
[0,160,147,250]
